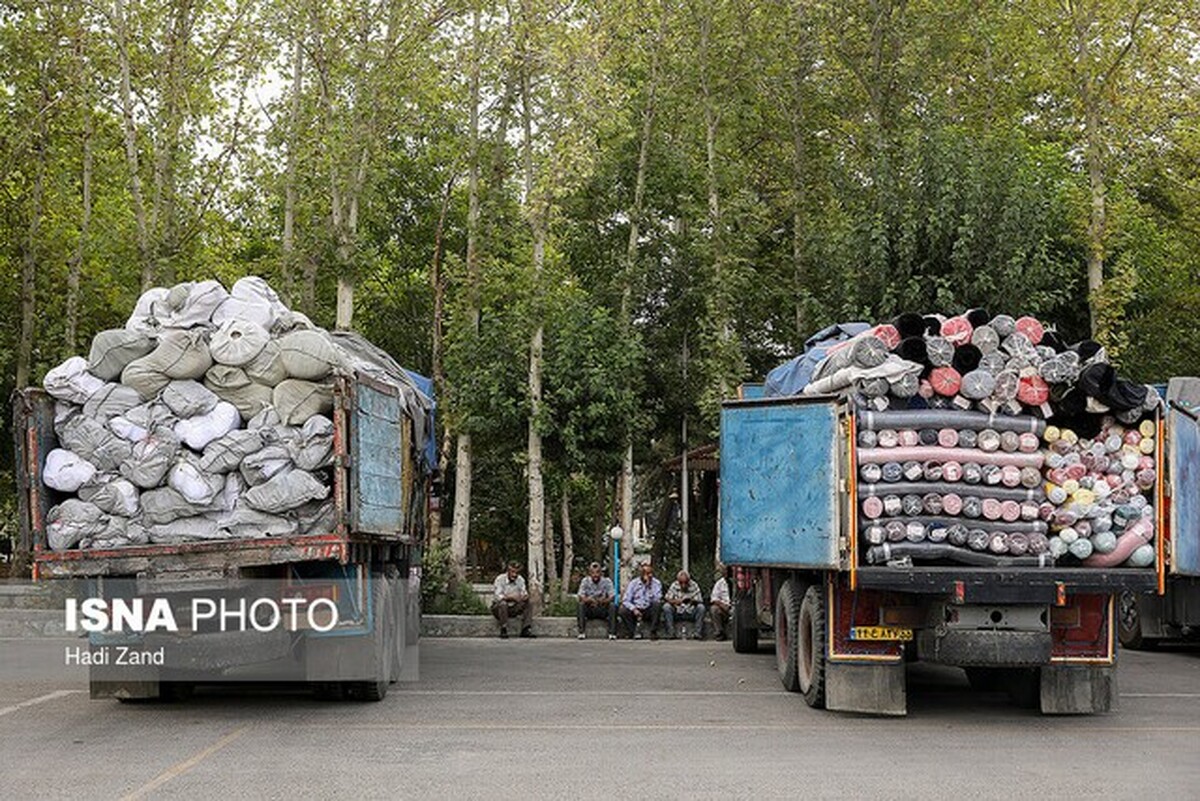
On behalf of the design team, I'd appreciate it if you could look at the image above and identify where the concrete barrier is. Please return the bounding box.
[420,612,717,639]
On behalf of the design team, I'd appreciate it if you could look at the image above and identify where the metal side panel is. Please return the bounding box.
[1168,377,1200,576]
[350,379,408,536]
[719,398,841,569]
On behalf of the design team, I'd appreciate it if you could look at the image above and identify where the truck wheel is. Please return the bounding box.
[347,576,392,702]
[732,592,759,654]
[797,584,826,709]
[1118,591,1146,650]
[775,579,803,692]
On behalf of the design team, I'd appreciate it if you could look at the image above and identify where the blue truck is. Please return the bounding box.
[719,378,1199,715]
[13,371,431,702]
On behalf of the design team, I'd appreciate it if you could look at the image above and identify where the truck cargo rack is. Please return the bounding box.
[855,566,1157,603]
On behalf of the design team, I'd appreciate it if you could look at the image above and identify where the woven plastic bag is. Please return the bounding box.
[244,469,329,514]
[44,357,106,404]
[88,329,156,381]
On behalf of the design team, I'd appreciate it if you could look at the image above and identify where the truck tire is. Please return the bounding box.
[732,592,759,654]
[347,576,392,702]
[775,578,803,692]
[1118,591,1148,650]
[797,584,826,709]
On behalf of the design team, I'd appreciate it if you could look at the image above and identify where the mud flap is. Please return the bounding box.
[1040,665,1117,714]
[825,660,907,716]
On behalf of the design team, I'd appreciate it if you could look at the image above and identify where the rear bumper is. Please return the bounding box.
[856,566,1156,603]
[917,629,1052,667]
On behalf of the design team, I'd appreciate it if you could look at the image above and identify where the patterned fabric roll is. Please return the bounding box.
[902,494,924,516]
[858,429,879,448]
[1000,465,1022,488]
[905,522,927,543]
[999,430,1020,452]
[918,429,939,446]
[981,497,1003,520]
[961,496,982,518]
[881,462,903,482]
[981,464,1002,485]
[992,370,1019,402]
[942,316,974,346]
[860,463,883,483]
[1017,432,1040,453]
[962,463,982,484]
[922,462,943,482]
[988,532,1010,554]
[885,521,906,542]
[902,461,924,481]
[1027,532,1049,555]
[977,429,1001,452]
[864,525,887,546]
[1020,466,1042,488]
[928,525,950,543]
[937,428,959,448]
[898,429,921,448]
[1000,500,1021,522]
[947,524,970,547]
[957,429,978,449]
[923,493,944,515]
[883,495,903,517]
[877,429,899,448]
[940,493,963,516]
[967,529,990,551]
[942,461,963,482]
[861,496,884,519]
[1020,501,1040,521]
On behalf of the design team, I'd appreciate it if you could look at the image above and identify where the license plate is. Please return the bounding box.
[850,626,913,641]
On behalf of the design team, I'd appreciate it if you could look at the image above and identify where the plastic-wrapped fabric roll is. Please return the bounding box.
[937,428,959,448]
[858,429,879,448]
[863,517,1047,536]
[928,524,950,543]
[877,429,899,448]
[1059,527,1079,544]
[918,429,939,446]
[902,494,924,516]
[860,463,883,483]
[971,325,1000,353]
[1127,544,1155,567]
[1017,374,1050,407]
[1028,532,1049,555]
[923,493,944,515]
[992,370,1019,403]
[858,481,1043,503]
[967,529,990,551]
[1008,532,1030,556]
[942,493,963,516]
[1015,316,1045,345]
[1021,501,1041,521]
[1083,520,1153,567]
[1000,500,1021,522]
[981,498,1003,520]
[922,462,943,482]
[1000,465,1022,488]
[961,496,982,518]
[977,430,1001,452]
[981,464,1002,486]
[883,495,903,517]
[990,315,1016,337]
[942,461,963,482]
[857,376,891,398]
[999,431,1020,453]
[866,542,1053,566]
[930,366,962,397]
[1020,466,1042,488]
[864,525,887,546]
[1048,537,1068,558]
[881,462,903,482]
[890,372,920,398]
[856,447,1043,468]
[898,429,921,447]
[1018,433,1040,453]
[1069,538,1094,559]
[885,520,906,542]
[988,532,1009,554]
[857,409,1045,435]
[979,351,1007,375]
[905,522,927,543]
[958,430,978,449]
[947,524,969,547]
[902,461,924,481]
[960,370,996,400]
[926,336,954,367]
[963,463,982,484]
[942,316,973,346]
[862,496,884,519]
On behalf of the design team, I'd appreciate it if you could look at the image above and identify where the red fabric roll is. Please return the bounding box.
[941,316,973,346]
[1017,374,1050,406]
[870,324,901,350]
[1015,316,1045,345]
[930,366,962,397]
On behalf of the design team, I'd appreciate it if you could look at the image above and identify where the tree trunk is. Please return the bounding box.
[561,492,574,594]
[450,433,472,581]
[282,29,303,299]
[66,31,93,358]
[115,0,152,289]
[544,508,559,591]
[698,10,730,400]
[17,126,46,391]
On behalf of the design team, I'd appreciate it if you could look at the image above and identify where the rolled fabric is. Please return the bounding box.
[864,525,887,545]
[881,462,903,482]
[1017,374,1050,407]
[981,498,1003,520]
[980,351,1008,374]
[856,447,1044,468]
[1001,465,1022,488]
[1018,432,1040,453]
[999,431,1020,453]
[1008,532,1030,556]
[942,461,964,482]
[877,429,899,448]
[947,524,969,547]
[885,520,906,542]
[860,481,1042,503]
[902,461,924,481]
[1015,316,1045,344]
[905,522,927,543]
[918,380,935,399]
[990,314,1016,337]
[894,313,926,339]
[858,429,879,448]
[989,532,1009,554]
[857,409,1045,435]
[981,464,1002,486]
[870,324,901,350]
[937,428,959,448]
[863,517,1047,535]
[917,429,939,446]
[902,494,924,516]
[942,316,974,346]
[971,325,1000,353]
[857,376,891,398]
[961,496,983,518]
[1069,538,1094,560]
[919,463,942,483]
[923,493,944,515]
[1000,500,1021,522]
[862,496,884,519]
[930,366,962,397]
[1139,437,1156,455]
[1049,537,1068,558]
[957,429,978,449]
[860,463,883,483]
[961,370,996,400]
[1020,466,1042,488]
[926,336,954,367]
[890,372,920,398]
[883,495,903,517]
[967,529,990,551]
[962,463,982,484]
[928,524,950,543]
[1021,501,1041,521]
[898,429,921,447]
[1028,532,1049,555]
[1127,544,1155,567]
[977,430,1001,452]
[942,493,963,516]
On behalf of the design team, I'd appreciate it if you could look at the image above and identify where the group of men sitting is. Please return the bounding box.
[491,560,732,641]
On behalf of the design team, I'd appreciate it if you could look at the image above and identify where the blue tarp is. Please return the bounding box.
[403,369,438,472]
[763,322,871,397]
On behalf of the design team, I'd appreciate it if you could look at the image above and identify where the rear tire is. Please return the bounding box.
[732,592,759,654]
[775,579,803,692]
[346,575,392,702]
[797,584,827,709]
[1118,591,1147,650]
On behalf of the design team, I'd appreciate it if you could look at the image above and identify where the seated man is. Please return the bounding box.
[576,562,616,640]
[663,570,705,640]
[709,569,731,641]
[618,561,662,640]
[491,561,535,639]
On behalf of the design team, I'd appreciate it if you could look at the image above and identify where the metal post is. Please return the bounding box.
[681,415,689,574]
[610,527,622,600]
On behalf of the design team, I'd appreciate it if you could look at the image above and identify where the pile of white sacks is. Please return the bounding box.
[40,277,343,551]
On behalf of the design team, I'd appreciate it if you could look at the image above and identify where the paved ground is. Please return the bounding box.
[1,638,1199,799]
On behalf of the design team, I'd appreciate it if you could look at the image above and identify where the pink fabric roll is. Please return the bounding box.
[1015,316,1045,345]
[938,428,959,448]
[1018,432,1040,453]
[856,447,1044,468]
[1000,465,1022,488]
[1000,500,1021,522]
[981,498,1003,520]
[942,461,963,482]
[877,429,899,448]
[861,496,884,519]
[942,315,973,346]
[870,324,901,350]
[1020,501,1040,521]
[942,493,963,516]
[897,429,920,447]
[1083,521,1153,568]
[930,366,962,397]
[1065,462,1088,482]
[918,379,935,399]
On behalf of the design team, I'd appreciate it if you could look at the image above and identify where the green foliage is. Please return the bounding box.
[542,583,578,618]
[421,539,489,615]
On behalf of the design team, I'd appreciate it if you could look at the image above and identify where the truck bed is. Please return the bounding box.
[854,565,1158,602]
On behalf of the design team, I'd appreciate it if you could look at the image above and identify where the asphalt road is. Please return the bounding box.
[1,638,1199,799]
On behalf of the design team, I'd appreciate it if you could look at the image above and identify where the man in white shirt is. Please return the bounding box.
[710,570,732,641]
[492,561,535,639]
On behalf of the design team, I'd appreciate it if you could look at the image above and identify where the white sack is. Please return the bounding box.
[243,469,329,514]
[57,415,132,471]
[290,415,334,471]
[43,449,97,492]
[159,280,229,329]
[211,276,289,331]
[243,340,287,386]
[173,401,240,451]
[210,504,297,539]
[43,357,105,404]
[126,287,170,334]
[119,430,181,489]
[79,476,140,517]
[200,429,264,473]
[205,365,273,420]
[84,383,142,420]
[148,516,227,543]
[278,330,340,380]
[210,319,269,367]
[273,379,334,425]
[162,380,219,418]
[140,486,201,526]
[88,329,156,381]
[168,456,226,506]
[240,444,292,486]
[47,499,108,551]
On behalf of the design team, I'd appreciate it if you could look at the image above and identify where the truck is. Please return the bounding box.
[719,378,1197,715]
[1118,377,1200,649]
[12,370,432,702]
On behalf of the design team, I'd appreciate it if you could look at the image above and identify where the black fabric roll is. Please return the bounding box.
[965,308,990,328]
[895,336,930,367]
[894,313,926,340]
[918,428,939,446]
[1079,363,1116,400]
[856,409,1046,435]
[1107,379,1149,412]
[1074,340,1104,362]
[1041,330,1067,353]
[951,344,982,374]
[923,315,942,335]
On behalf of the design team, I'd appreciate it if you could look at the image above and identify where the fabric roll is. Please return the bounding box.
[930,366,962,397]
[999,430,1020,452]
[961,496,982,518]
[905,522,927,543]
[857,376,891,398]
[1000,465,1022,488]
[947,524,969,547]
[898,429,921,447]
[942,493,963,516]
[885,520,906,542]
[1018,432,1040,453]
[902,494,924,516]
[1000,500,1021,522]
[981,498,1003,520]
[990,314,1016,337]
[951,345,983,375]
[942,461,963,482]
[928,525,950,543]
[862,496,884,519]
[894,313,926,339]
[1017,374,1050,407]
[865,542,1053,567]
[918,429,939,446]
[881,462,903,482]
[979,351,1007,375]
[977,430,1001,452]
[864,525,887,546]
[923,493,944,515]
[883,495,903,517]
[862,517,1047,535]
[957,429,978,449]
[1008,532,1030,556]
[857,409,1046,435]
[856,447,1044,468]
[967,529,990,551]
[1028,532,1049,555]
[971,325,1000,353]
[960,370,996,400]
[922,462,944,482]
[1015,316,1045,344]
[1020,467,1042,489]
[962,463,983,484]
[981,464,1003,485]
[877,429,899,448]
[937,428,959,448]
[942,316,973,346]
[860,463,883,483]
[989,532,1010,554]
[925,337,954,367]
[858,429,879,448]
[890,372,920,398]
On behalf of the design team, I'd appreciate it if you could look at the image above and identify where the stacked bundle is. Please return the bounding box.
[38,277,386,552]
[766,309,1161,569]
